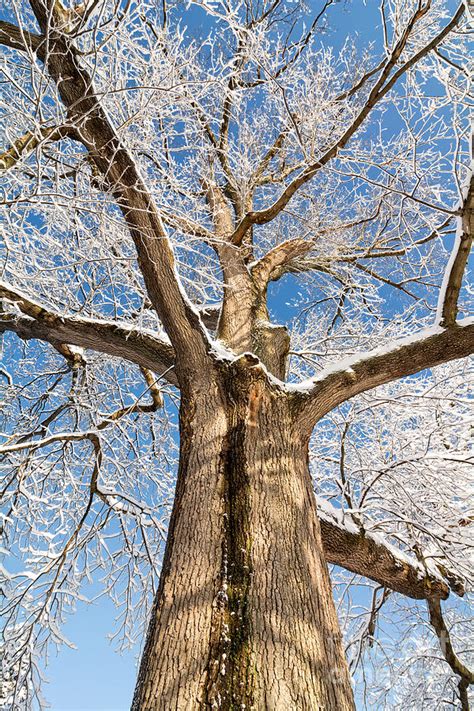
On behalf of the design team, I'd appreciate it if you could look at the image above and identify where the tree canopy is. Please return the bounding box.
[0,0,472,707]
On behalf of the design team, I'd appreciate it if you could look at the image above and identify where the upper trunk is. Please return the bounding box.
[217,265,291,381]
[132,358,354,710]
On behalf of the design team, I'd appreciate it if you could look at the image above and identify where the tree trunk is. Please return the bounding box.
[132,359,354,710]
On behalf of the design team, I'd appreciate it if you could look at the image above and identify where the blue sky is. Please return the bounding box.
[45,596,136,711]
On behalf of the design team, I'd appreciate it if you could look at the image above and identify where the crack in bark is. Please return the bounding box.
[205,363,257,709]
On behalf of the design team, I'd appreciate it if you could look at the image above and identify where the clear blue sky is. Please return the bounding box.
[45,596,136,711]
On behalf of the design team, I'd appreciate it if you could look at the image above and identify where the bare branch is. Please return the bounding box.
[427,597,474,708]
[0,281,178,385]
[293,320,474,430]
[241,0,336,88]
[0,430,99,454]
[140,366,165,409]
[438,169,473,326]
[318,499,463,601]
[346,587,391,673]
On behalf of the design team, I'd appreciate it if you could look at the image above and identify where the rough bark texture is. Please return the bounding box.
[131,379,228,709]
[132,360,355,709]
[318,516,450,600]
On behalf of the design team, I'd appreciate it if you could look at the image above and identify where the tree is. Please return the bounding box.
[0,0,472,707]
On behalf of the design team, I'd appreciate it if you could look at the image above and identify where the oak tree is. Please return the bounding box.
[0,0,472,708]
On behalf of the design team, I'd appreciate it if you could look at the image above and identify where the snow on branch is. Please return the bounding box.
[25,0,211,376]
[318,498,464,601]
[427,597,474,707]
[292,320,474,429]
[0,20,44,56]
[228,3,465,246]
[437,163,473,327]
[0,281,178,385]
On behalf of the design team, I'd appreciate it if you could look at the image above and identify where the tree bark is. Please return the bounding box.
[132,359,354,710]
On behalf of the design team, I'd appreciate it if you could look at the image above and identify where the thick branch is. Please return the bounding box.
[251,238,313,285]
[438,169,473,326]
[294,320,474,430]
[318,500,463,600]
[140,366,165,408]
[0,20,44,56]
[0,281,178,386]
[25,1,210,377]
[427,597,474,708]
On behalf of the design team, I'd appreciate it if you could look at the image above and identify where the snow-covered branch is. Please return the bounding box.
[438,165,473,326]
[229,3,465,246]
[0,281,178,385]
[318,499,463,601]
[293,320,474,430]
[25,0,211,379]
